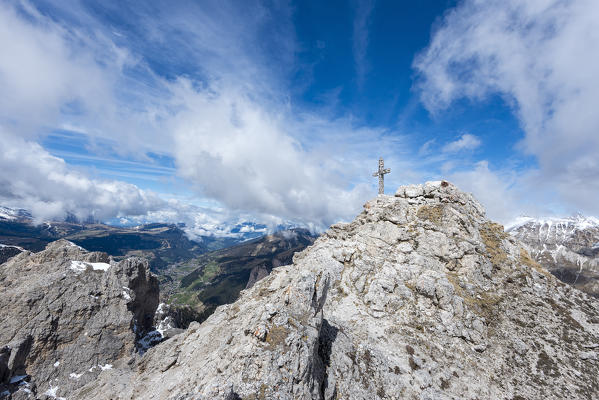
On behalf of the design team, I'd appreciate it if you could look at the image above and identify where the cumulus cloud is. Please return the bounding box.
[0,128,267,237]
[442,134,481,153]
[0,2,133,138]
[169,81,372,227]
[414,0,599,216]
[448,161,520,222]
[0,1,385,229]
[0,130,165,222]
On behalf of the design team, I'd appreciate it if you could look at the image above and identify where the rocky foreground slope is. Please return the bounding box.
[0,240,159,399]
[74,181,599,400]
[508,216,599,297]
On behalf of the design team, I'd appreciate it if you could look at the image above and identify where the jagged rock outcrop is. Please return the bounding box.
[507,216,599,297]
[76,182,599,399]
[0,240,159,399]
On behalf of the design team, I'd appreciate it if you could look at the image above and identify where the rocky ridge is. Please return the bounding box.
[0,240,159,399]
[507,216,599,296]
[69,182,599,399]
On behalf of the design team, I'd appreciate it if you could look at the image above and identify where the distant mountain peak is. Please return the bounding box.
[507,213,599,297]
[506,214,599,232]
[0,206,31,221]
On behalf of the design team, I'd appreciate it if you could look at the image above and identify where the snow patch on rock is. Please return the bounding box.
[69,260,111,273]
[45,385,65,399]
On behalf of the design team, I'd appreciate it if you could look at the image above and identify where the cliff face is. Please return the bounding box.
[0,240,159,399]
[74,182,598,399]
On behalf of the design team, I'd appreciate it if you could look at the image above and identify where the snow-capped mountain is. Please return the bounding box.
[507,215,599,297]
[0,206,31,221]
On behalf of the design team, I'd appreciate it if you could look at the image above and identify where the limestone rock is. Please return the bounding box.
[77,182,599,399]
[0,240,159,399]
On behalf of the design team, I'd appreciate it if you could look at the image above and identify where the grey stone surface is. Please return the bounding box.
[70,182,598,399]
[0,240,159,399]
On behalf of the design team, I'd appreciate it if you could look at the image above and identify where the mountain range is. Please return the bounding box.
[0,207,267,270]
[507,215,599,297]
[0,207,318,330]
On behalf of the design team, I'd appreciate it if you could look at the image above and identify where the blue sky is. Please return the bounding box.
[1,0,598,235]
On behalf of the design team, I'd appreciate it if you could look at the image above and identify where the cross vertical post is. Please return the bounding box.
[372,157,391,195]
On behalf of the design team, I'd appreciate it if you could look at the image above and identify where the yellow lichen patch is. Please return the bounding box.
[480,222,508,268]
[259,384,268,399]
[445,272,462,294]
[446,272,502,320]
[265,325,290,348]
[245,384,269,400]
[519,248,552,279]
[403,281,416,292]
[336,282,349,298]
[416,205,444,225]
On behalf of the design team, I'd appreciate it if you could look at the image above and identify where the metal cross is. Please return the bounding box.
[372,157,391,195]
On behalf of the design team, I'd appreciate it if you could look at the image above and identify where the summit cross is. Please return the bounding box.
[372,157,391,195]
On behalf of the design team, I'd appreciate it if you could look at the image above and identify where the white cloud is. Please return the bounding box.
[0,1,391,229]
[449,161,520,223]
[0,128,274,237]
[415,0,599,216]
[418,139,436,156]
[352,0,376,87]
[442,134,481,153]
[0,2,133,138]
[168,81,373,227]
[0,130,165,222]
[448,160,568,225]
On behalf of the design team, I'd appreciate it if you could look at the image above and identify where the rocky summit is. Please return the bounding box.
[0,240,159,399]
[71,181,599,400]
